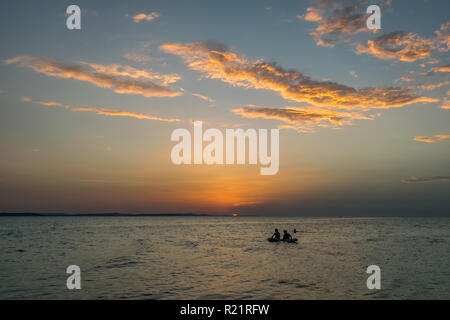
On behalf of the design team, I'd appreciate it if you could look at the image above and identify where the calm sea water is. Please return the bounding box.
[0,216,449,299]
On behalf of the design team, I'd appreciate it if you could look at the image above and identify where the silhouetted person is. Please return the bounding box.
[272,228,280,240]
[282,230,292,241]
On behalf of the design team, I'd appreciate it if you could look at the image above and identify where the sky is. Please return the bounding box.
[0,0,449,216]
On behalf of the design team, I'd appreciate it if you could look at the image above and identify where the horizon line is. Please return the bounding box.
[0,212,449,218]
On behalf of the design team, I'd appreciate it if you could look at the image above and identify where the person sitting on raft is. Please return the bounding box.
[272,228,281,240]
[282,230,292,241]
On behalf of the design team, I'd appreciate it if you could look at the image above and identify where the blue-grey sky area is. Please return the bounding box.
[0,0,449,216]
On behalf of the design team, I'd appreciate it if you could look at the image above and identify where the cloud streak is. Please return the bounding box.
[431,64,450,73]
[192,93,215,103]
[160,41,436,110]
[421,64,450,76]
[401,176,450,183]
[413,134,450,143]
[5,56,181,98]
[411,81,450,91]
[23,97,181,122]
[232,105,374,132]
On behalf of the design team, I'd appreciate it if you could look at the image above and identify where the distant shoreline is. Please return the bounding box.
[0,213,211,217]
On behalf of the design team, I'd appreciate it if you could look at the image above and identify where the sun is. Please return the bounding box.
[232,213,238,217]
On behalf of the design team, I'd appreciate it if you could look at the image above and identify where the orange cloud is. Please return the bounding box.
[395,77,414,83]
[160,41,436,110]
[232,105,374,132]
[24,98,181,122]
[72,106,180,122]
[297,1,384,47]
[413,134,450,143]
[355,31,438,62]
[431,64,450,73]
[298,7,324,23]
[83,62,180,85]
[132,12,160,23]
[411,81,450,91]
[435,22,450,52]
[356,23,449,62]
[422,64,450,76]
[4,56,181,98]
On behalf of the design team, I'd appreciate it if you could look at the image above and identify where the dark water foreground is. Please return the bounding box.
[0,216,449,299]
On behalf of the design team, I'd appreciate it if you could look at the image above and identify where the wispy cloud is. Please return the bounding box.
[160,41,437,110]
[232,105,374,132]
[23,97,181,122]
[355,22,449,62]
[422,64,450,76]
[442,91,450,109]
[4,56,181,98]
[132,12,160,23]
[431,64,450,73]
[123,42,167,65]
[413,134,450,143]
[435,21,450,52]
[411,81,450,91]
[123,51,152,63]
[349,71,358,78]
[192,93,215,103]
[123,42,153,63]
[297,1,384,47]
[395,76,414,83]
[401,176,450,183]
[83,62,180,85]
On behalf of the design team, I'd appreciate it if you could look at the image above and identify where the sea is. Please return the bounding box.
[0,216,449,299]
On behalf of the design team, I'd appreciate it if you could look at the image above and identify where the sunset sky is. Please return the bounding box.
[0,0,449,216]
